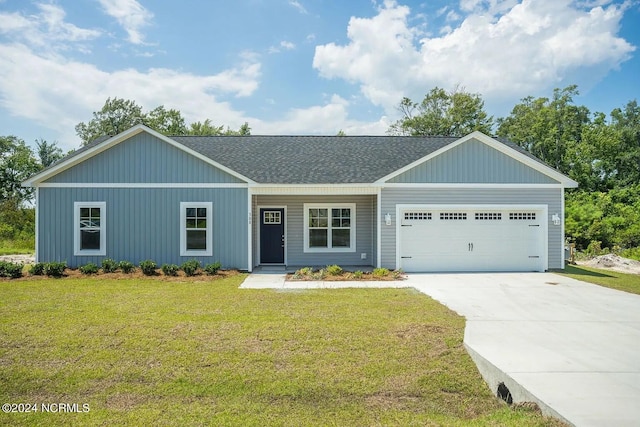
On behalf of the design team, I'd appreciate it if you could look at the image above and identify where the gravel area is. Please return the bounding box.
[578,254,640,275]
[0,254,35,264]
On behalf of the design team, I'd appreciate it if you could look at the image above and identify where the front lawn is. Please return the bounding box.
[0,276,562,426]
[558,264,640,295]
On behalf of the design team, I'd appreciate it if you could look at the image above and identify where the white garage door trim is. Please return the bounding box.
[395,204,548,272]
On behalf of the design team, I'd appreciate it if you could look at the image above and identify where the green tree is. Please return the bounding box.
[0,136,39,203]
[610,100,640,186]
[188,120,251,136]
[76,97,145,145]
[388,86,494,136]
[497,85,590,171]
[145,106,188,135]
[35,138,63,168]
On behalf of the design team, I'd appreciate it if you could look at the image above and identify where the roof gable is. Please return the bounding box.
[23,125,251,185]
[379,132,578,187]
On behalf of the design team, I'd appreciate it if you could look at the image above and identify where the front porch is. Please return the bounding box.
[249,189,380,272]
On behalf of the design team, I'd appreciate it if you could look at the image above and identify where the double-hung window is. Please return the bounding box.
[180,202,212,256]
[74,202,106,256]
[303,203,355,252]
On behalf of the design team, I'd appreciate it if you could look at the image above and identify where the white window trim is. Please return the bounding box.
[74,201,106,256]
[303,203,356,253]
[180,202,213,257]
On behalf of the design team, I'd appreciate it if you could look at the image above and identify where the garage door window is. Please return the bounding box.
[440,212,467,220]
[404,212,432,220]
[509,212,536,220]
[475,213,502,220]
[304,203,355,252]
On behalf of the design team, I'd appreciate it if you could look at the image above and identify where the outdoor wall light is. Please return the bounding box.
[552,213,561,226]
[385,213,392,225]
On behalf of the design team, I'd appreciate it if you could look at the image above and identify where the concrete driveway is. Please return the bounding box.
[406,272,640,427]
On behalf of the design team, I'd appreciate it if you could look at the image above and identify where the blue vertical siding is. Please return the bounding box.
[38,187,248,269]
[253,195,376,268]
[389,139,559,184]
[45,133,244,183]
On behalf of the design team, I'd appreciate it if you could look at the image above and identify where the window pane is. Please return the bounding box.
[80,230,100,250]
[318,218,328,227]
[186,230,207,250]
[186,208,196,218]
[318,209,328,218]
[197,208,207,217]
[332,208,340,218]
[341,219,350,227]
[309,229,327,247]
[186,219,196,228]
[332,218,340,227]
[90,208,100,219]
[332,229,350,247]
[80,208,90,218]
[196,219,207,229]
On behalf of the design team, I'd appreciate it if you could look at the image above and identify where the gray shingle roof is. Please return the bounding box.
[31,129,556,185]
[172,135,460,183]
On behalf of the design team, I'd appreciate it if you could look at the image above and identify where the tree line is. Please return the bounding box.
[391,85,640,256]
[2,87,639,257]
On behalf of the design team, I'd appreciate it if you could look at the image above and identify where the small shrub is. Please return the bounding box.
[296,267,313,276]
[161,263,179,276]
[45,262,66,278]
[119,260,135,274]
[29,262,46,276]
[312,268,326,280]
[326,264,343,276]
[101,258,118,273]
[204,261,222,275]
[373,267,390,277]
[0,261,23,279]
[392,269,404,280]
[79,263,99,275]
[139,260,157,276]
[353,270,363,279]
[181,259,201,277]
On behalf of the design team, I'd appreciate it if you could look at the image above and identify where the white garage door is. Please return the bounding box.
[398,205,546,272]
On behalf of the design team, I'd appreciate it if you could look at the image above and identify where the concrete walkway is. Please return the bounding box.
[240,271,640,426]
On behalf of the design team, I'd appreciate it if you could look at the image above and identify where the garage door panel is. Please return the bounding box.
[399,206,545,272]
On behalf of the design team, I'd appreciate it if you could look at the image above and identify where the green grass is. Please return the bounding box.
[0,238,34,256]
[557,264,640,295]
[0,275,563,426]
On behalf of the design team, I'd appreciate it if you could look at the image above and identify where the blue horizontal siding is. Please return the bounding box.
[389,139,558,184]
[46,133,244,184]
[38,187,248,269]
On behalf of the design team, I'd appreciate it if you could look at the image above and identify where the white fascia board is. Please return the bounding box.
[376,131,579,188]
[250,184,378,195]
[37,183,248,188]
[23,124,254,187]
[380,183,564,189]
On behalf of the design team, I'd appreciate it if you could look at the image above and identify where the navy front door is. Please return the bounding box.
[260,208,285,263]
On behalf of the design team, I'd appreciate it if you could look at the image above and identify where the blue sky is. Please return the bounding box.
[0,0,638,151]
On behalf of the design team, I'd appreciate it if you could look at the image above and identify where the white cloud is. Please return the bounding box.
[288,0,308,14]
[0,3,101,50]
[252,95,390,135]
[97,0,153,44]
[0,43,261,149]
[268,40,296,54]
[313,0,635,112]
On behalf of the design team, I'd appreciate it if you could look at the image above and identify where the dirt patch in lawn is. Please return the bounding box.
[577,254,640,275]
